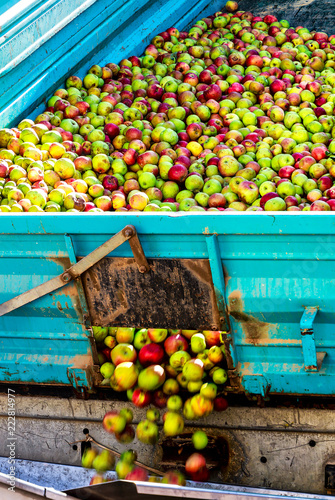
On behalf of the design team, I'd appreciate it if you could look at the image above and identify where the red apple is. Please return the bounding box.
[164,334,189,356]
[138,343,165,367]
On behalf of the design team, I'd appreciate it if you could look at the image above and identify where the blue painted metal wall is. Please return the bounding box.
[1,1,335,395]
[0,213,335,396]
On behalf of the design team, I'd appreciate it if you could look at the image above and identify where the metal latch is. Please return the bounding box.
[0,225,149,317]
[300,306,326,371]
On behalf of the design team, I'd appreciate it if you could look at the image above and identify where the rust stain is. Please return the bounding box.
[228,290,271,344]
[223,265,231,288]
[69,353,92,369]
[56,301,63,311]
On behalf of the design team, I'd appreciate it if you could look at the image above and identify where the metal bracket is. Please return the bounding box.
[0,225,149,317]
[242,375,270,398]
[300,306,326,372]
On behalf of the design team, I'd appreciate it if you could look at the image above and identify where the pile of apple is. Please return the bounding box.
[84,325,228,483]
[2,2,335,211]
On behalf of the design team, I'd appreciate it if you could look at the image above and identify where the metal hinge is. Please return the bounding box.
[300,306,326,372]
[0,225,149,317]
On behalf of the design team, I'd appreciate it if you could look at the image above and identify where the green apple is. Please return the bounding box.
[133,328,151,350]
[163,411,184,436]
[192,430,208,450]
[183,359,204,381]
[100,362,115,379]
[167,395,183,411]
[211,367,228,385]
[138,365,166,391]
[191,333,206,354]
[92,450,115,472]
[170,351,191,371]
[200,382,217,400]
[136,419,159,444]
[120,408,133,424]
[146,408,160,422]
[82,448,98,468]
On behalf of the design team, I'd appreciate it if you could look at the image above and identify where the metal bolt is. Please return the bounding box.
[62,272,71,282]
[211,325,218,330]
[124,228,134,238]
[139,265,147,273]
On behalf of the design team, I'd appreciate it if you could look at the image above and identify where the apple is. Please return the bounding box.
[110,362,139,391]
[148,328,168,343]
[164,334,188,356]
[136,419,159,444]
[192,430,208,450]
[116,460,134,479]
[102,411,127,434]
[183,398,197,420]
[100,362,115,379]
[125,467,149,482]
[92,450,115,472]
[191,333,206,354]
[153,389,167,408]
[190,394,214,418]
[146,408,160,422]
[81,448,98,468]
[163,411,184,436]
[181,330,199,340]
[190,466,209,482]
[200,382,217,400]
[185,453,206,475]
[138,364,166,391]
[104,336,117,349]
[139,343,165,367]
[120,408,133,423]
[133,329,151,350]
[166,393,183,411]
[187,380,203,393]
[115,424,135,444]
[89,474,108,485]
[197,350,215,371]
[111,343,137,366]
[116,327,135,343]
[207,346,223,364]
[214,396,229,411]
[202,331,221,347]
[120,450,137,464]
[92,326,108,342]
[169,351,191,371]
[225,1,238,12]
[162,471,186,486]
[211,367,228,385]
[162,378,179,395]
[183,359,204,381]
[132,388,152,408]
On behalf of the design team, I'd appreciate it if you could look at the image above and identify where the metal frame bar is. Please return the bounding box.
[205,234,229,331]
[0,224,149,318]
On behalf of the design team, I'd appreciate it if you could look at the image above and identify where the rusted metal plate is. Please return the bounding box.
[81,258,221,330]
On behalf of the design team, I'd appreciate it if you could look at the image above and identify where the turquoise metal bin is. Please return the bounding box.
[0,213,335,397]
[1,0,335,397]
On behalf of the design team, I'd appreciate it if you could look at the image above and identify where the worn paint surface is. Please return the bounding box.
[82,257,221,329]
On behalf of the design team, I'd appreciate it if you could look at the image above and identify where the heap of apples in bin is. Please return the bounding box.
[2,0,335,213]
